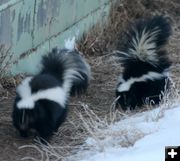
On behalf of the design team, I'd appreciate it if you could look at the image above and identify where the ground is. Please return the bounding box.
[0,0,180,160]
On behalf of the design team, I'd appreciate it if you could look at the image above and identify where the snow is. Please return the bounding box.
[68,105,180,161]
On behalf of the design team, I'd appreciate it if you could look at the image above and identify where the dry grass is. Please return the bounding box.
[17,102,129,161]
[0,0,180,160]
[78,0,127,56]
[77,0,154,57]
[151,79,180,121]
[18,82,180,161]
[0,44,25,100]
[0,74,24,101]
[0,44,16,100]
[0,45,13,77]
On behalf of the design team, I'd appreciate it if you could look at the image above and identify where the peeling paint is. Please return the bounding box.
[0,0,22,12]
[36,0,60,28]
[0,0,10,6]
[0,0,111,75]
[0,8,11,45]
[17,13,31,41]
[11,9,16,22]
[37,0,47,28]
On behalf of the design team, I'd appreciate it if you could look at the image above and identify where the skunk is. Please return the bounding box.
[115,16,172,110]
[12,45,91,140]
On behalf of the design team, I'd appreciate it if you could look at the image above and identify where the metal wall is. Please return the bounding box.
[0,0,111,74]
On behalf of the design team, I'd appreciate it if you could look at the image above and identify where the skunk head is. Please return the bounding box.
[13,75,68,138]
[116,71,168,110]
[13,100,39,137]
[116,81,138,110]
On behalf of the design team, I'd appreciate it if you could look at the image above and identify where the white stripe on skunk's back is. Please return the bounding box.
[117,71,166,92]
[16,77,67,109]
[17,87,67,109]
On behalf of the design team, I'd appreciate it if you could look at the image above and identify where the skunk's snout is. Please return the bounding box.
[19,122,28,130]
[116,92,129,110]
[13,107,37,137]
[122,93,128,106]
[116,91,137,111]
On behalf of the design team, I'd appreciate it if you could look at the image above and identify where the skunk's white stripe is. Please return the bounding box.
[17,77,33,98]
[17,87,67,109]
[117,71,165,92]
[118,75,125,83]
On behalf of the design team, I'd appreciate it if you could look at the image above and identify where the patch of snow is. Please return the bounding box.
[67,105,180,161]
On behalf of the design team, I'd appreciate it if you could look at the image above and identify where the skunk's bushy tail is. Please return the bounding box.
[117,16,172,70]
[40,48,91,96]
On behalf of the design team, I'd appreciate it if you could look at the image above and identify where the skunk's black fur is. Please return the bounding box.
[13,48,91,140]
[115,16,172,110]
[40,48,90,95]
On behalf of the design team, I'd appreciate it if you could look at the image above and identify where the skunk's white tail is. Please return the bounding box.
[64,37,76,51]
[40,48,91,96]
[116,16,171,69]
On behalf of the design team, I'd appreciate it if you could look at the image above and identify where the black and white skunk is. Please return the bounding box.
[12,41,91,140]
[115,16,172,110]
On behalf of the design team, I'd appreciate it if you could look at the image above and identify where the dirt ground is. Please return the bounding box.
[0,0,180,160]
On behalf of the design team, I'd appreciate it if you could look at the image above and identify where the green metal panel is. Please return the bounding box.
[0,0,112,75]
[0,0,35,60]
[33,0,109,47]
[11,0,35,59]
